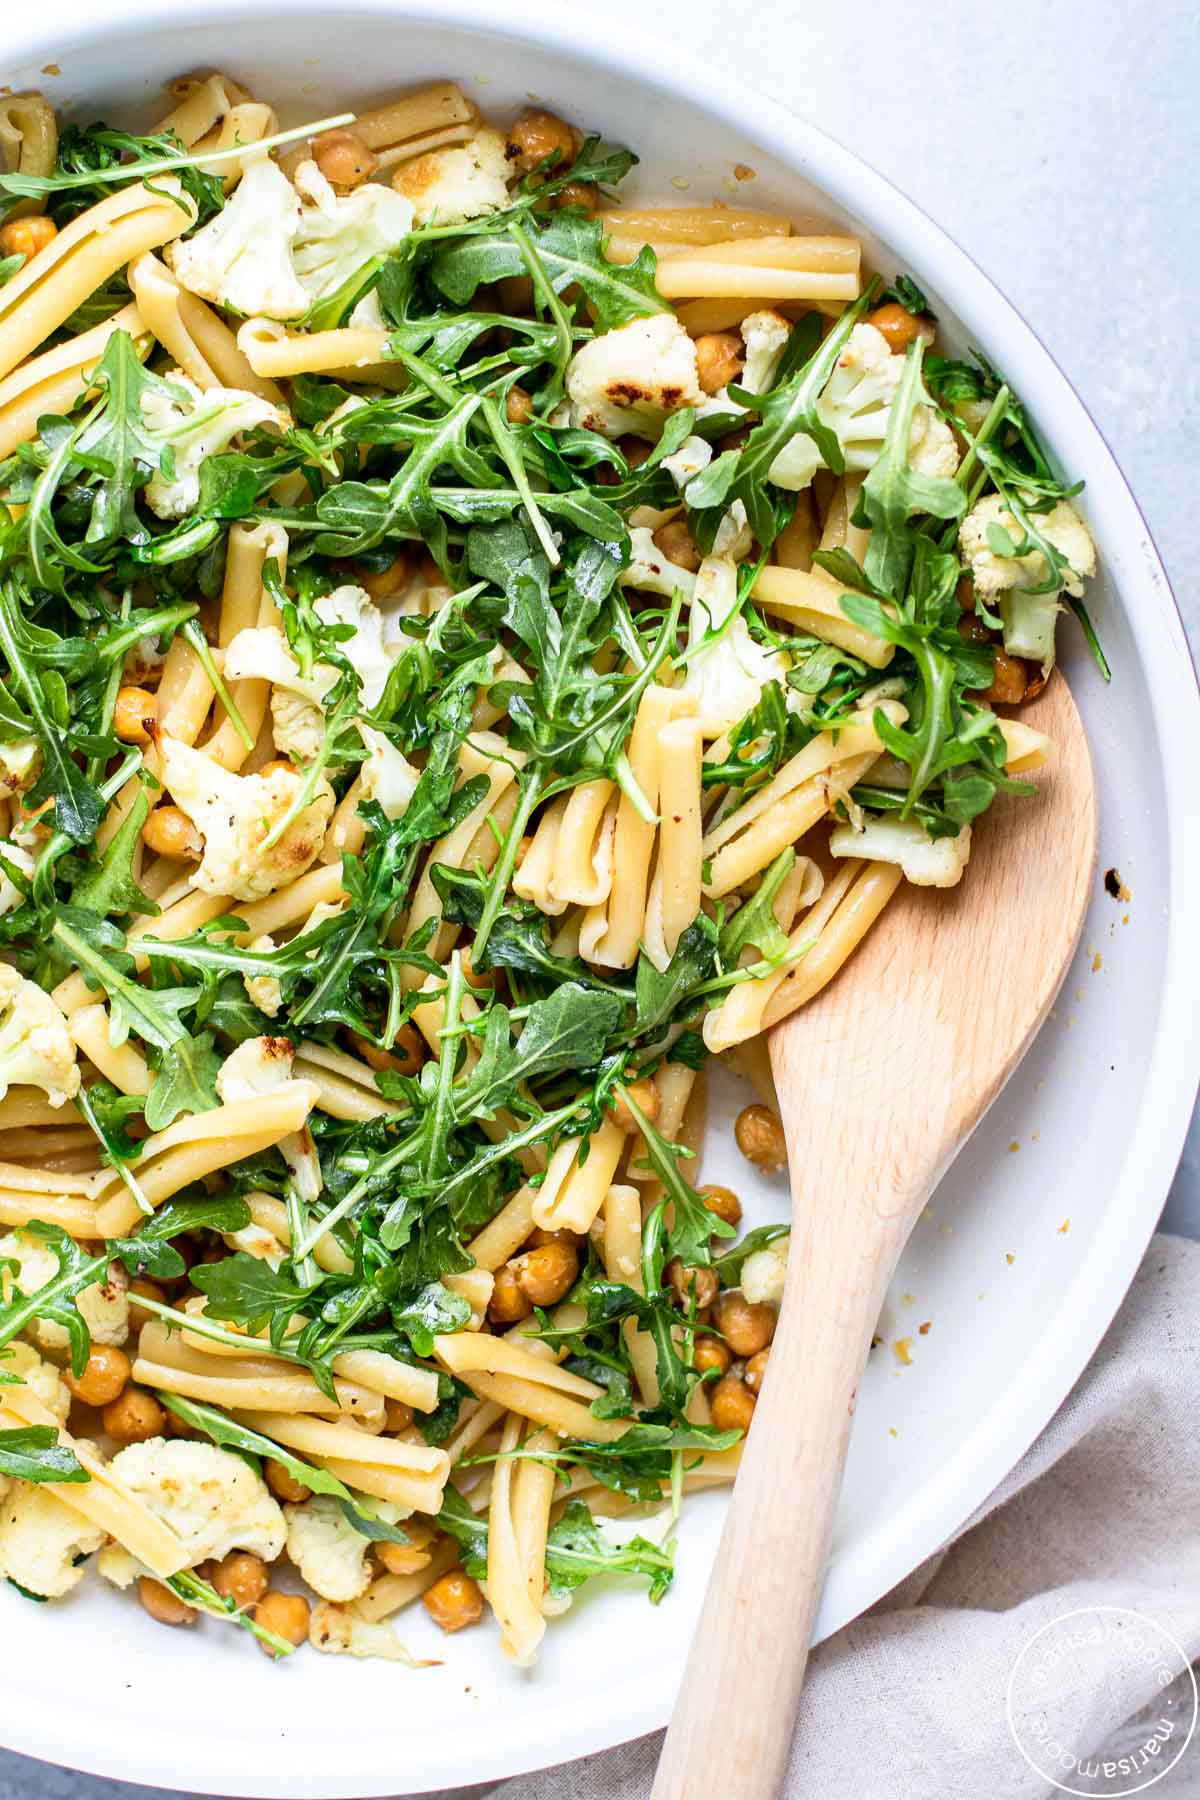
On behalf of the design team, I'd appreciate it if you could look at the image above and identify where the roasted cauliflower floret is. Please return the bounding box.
[0,738,41,799]
[959,494,1097,669]
[0,839,33,918]
[829,814,973,888]
[107,1437,286,1566]
[290,159,413,302]
[0,1483,104,1598]
[679,556,790,737]
[619,527,699,601]
[158,736,334,903]
[216,1036,321,1201]
[242,934,283,1018]
[284,1494,375,1602]
[0,1231,129,1353]
[4,1341,70,1423]
[739,308,791,396]
[309,1599,416,1661]
[141,371,286,520]
[357,722,420,821]
[172,153,310,320]
[0,965,79,1109]
[393,128,511,225]
[565,313,703,439]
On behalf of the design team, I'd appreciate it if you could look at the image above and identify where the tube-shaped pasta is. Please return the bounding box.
[152,73,246,147]
[660,234,858,273]
[702,711,896,859]
[0,94,58,221]
[233,863,347,941]
[1001,718,1055,772]
[530,1120,625,1234]
[467,1186,535,1271]
[702,860,857,1052]
[549,779,617,906]
[604,1182,659,1406]
[512,794,569,915]
[653,263,859,302]
[0,1189,100,1235]
[774,490,819,571]
[0,180,198,383]
[762,860,904,1026]
[434,1331,604,1402]
[134,1320,385,1424]
[68,1004,152,1096]
[233,1410,449,1479]
[599,206,793,246]
[126,251,283,400]
[0,304,151,459]
[243,1192,353,1276]
[751,565,893,665]
[203,520,288,770]
[345,82,477,152]
[489,1412,547,1664]
[237,317,400,383]
[193,102,278,186]
[643,716,703,971]
[448,1369,630,1444]
[706,750,879,898]
[444,1267,495,1329]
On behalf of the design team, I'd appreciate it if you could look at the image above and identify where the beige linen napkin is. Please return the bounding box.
[421,1233,1200,1800]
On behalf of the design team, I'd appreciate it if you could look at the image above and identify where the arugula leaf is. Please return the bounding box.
[389,1280,472,1358]
[432,212,669,330]
[634,918,718,1037]
[70,785,156,916]
[853,340,966,597]
[545,1499,674,1602]
[0,580,101,844]
[0,1425,89,1484]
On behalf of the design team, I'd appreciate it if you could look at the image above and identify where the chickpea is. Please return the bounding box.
[460,952,495,991]
[497,275,534,314]
[984,648,1029,706]
[0,214,57,261]
[734,1103,788,1173]
[383,1399,414,1433]
[138,1577,196,1628]
[376,1534,432,1576]
[506,109,577,174]
[210,1550,269,1609]
[506,385,534,425]
[113,686,157,745]
[253,1589,310,1656]
[712,1288,777,1358]
[355,552,412,600]
[652,519,701,574]
[957,612,992,645]
[65,1345,130,1408]
[488,1263,533,1324]
[554,180,598,215]
[607,1077,660,1134]
[664,1258,719,1312]
[699,1184,743,1230]
[127,1278,166,1334]
[102,1387,164,1444]
[526,1225,581,1249]
[259,759,295,779]
[619,435,652,469]
[142,804,202,860]
[264,1458,310,1504]
[423,1567,484,1633]
[693,331,744,396]
[693,1334,732,1378]
[312,128,379,190]
[510,1240,579,1307]
[709,1374,756,1433]
[744,1347,771,1394]
[347,1025,423,1077]
[865,301,936,355]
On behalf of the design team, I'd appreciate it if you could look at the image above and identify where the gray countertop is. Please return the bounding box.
[2,0,1198,1794]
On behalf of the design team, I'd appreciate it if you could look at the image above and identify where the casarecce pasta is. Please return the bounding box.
[0,73,1098,1667]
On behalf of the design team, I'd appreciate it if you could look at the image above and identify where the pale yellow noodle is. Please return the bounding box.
[762,861,904,1025]
[356,1539,460,1622]
[750,564,893,664]
[653,263,859,302]
[643,715,703,970]
[0,304,151,459]
[489,1412,547,1664]
[68,1004,152,1096]
[134,1321,385,1424]
[512,794,569,916]
[466,1186,535,1271]
[548,779,616,906]
[0,93,58,221]
[604,1181,659,1406]
[598,206,793,245]
[203,520,288,770]
[531,1119,625,1234]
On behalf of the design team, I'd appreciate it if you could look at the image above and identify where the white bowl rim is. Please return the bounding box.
[4,2,1199,1792]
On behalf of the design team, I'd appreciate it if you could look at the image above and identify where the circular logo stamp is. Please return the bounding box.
[1006,1607,1197,1796]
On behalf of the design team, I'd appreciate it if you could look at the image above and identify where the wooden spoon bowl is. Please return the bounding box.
[654,673,1096,1799]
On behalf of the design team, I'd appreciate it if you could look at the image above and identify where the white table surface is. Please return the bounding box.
[1,0,1197,1794]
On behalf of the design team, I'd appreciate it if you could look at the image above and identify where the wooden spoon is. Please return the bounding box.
[653,674,1096,1799]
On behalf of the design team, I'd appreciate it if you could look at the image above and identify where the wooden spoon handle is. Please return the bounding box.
[652,1183,914,1800]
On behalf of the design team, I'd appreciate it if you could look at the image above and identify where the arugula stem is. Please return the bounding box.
[182,621,253,753]
[472,767,546,960]
[479,394,560,568]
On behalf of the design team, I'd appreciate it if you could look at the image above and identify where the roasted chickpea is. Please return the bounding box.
[423,1567,484,1633]
[699,1184,743,1230]
[957,612,992,644]
[210,1551,269,1609]
[505,109,577,174]
[744,1347,771,1394]
[984,648,1029,706]
[525,1225,581,1249]
[142,804,202,860]
[114,686,157,745]
[709,1374,756,1433]
[511,1240,579,1307]
[376,1525,433,1576]
[619,435,652,469]
[259,759,295,779]
[312,128,379,190]
[384,1399,414,1433]
[355,552,412,600]
[65,1345,130,1408]
[488,1263,533,1324]
[554,180,598,215]
[865,301,935,354]
[693,1334,732,1378]
[607,1077,660,1134]
[506,384,534,425]
[652,519,701,574]
[665,1258,719,1312]
[0,215,57,261]
[102,1387,164,1444]
[253,1589,310,1656]
[497,275,534,313]
[693,331,744,396]
[712,1288,777,1358]
[127,1278,166,1334]
[264,1458,311,1503]
[138,1577,196,1628]
[347,1024,423,1077]
[460,951,495,991]
[734,1103,788,1172]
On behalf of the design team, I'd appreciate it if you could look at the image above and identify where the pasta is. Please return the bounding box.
[0,73,1097,1672]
